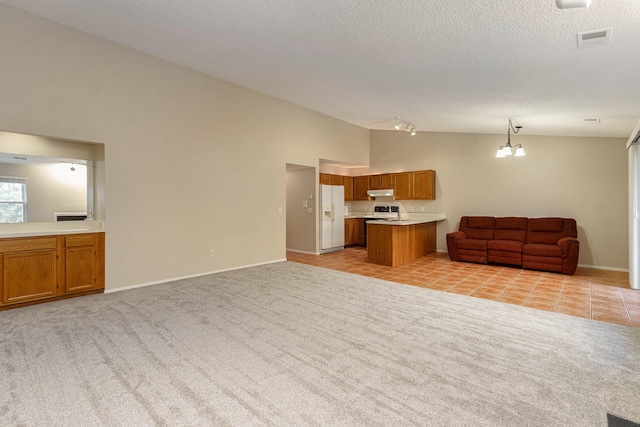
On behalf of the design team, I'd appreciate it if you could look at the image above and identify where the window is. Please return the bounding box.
[0,176,27,223]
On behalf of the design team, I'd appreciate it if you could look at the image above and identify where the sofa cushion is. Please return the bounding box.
[487,240,524,252]
[527,218,577,245]
[457,239,488,251]
[522,243,562,258]
[460,216,495,240]
[494,217,528,243]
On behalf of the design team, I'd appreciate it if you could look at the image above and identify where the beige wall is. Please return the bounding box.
[370,130,628,270]
[0,4,369,291]
[286,166,317,253]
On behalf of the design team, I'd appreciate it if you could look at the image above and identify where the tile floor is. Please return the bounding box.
[287,247,640,328]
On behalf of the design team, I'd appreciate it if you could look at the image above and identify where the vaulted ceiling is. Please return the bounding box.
[2,0,639,138]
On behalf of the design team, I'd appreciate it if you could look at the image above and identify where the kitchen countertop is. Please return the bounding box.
[0,220,105,238]
[346,213,447,224]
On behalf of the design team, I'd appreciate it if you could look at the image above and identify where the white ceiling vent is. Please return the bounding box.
[577,28,612,48]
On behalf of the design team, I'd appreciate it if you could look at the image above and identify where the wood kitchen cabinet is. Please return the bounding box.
[380,174,393,189]
[369,175,381,190]
[0,232,105,310]
[367,222,436,266]
[343,176,354,200]
[1,236,62,305]
[353,176,370,200]
[412,170,436,200]
[344,218,365,247]
[65,233,105,294]
[319,173,332,185]
[392,172,413,199]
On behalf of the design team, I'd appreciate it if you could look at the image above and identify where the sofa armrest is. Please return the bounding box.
[446,231,467,261]
[558,237,580,258]
[447,231,467,240]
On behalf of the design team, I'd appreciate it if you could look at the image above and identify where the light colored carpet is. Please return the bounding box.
[1,261,639,426]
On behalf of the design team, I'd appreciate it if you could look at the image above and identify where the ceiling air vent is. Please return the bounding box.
[577,28,612,48]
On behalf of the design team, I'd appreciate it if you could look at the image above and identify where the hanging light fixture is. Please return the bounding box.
[496,118,525,158]
[393,117,417,136]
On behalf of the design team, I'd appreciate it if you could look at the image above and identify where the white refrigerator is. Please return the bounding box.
[320,184,345,253]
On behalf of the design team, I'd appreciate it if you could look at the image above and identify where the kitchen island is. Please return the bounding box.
[366,214,446,267]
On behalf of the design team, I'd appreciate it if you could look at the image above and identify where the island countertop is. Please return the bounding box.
[0,220,105,238]
[364,213,447,225]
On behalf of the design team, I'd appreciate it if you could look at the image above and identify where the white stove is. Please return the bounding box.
[367,205,400,220]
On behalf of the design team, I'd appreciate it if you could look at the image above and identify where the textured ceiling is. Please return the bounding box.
[2,0,639,138]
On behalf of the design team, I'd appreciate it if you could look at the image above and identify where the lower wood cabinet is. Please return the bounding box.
[344,218,365,247]
[367,223,436,267]
[0,232,105,310]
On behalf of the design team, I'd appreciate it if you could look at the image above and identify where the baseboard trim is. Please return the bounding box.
[104,258,287,294]
[286,248,318,255]
[578,263,629,273]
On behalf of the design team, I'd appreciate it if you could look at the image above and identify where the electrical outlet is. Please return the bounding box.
[307,207,313,213]
[210,249,215,256]
[421,207,425,212]
[278,208,283,214]
[410,207,416,212]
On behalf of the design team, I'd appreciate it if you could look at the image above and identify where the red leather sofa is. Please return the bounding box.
[446,216,580,274]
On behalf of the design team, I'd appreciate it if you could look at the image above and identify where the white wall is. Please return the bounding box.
[370,130,628,270]
[0,4,369,291]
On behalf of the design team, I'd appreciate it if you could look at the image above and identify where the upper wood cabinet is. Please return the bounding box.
[393,173,413,200]
[319,173,332,185]
[412,170,436,200]
[343,176,354,201]
[353,176,370,200]
[380,174,393,189]
[368,175,381,190]
[319,169,435,201]
[330,175,343,185]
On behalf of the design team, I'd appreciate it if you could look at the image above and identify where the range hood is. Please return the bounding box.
[367,189,394,197]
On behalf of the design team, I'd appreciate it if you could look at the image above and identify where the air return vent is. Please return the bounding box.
[577,28,612,48]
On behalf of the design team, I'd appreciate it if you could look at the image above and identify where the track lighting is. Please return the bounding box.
[393,117,417,136]
[496,118,525,158]
[556,0,592,9]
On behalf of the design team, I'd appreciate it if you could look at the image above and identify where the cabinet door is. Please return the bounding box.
[2,250,58,304]
[65,234,103,294]
[369,175,381,190]
[393,173,413,199]
[380,174,393,189]
[413,170,436,200]
[344,219,353,246]
[330,175,343,185]
[354,219,365,246]
[343,176,354,200]
[353,176,370,200]
[319,174,332,185]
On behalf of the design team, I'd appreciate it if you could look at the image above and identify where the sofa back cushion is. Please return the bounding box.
[494,217,528,243]
[527,218,577,244]
[460,216,495,240]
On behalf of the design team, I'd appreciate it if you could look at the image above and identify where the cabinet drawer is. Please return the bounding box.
[66,234,97,248]
[0,236,58,253]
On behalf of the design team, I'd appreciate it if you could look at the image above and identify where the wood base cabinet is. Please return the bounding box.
[367,223,436,267]
[0,232,105,310]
